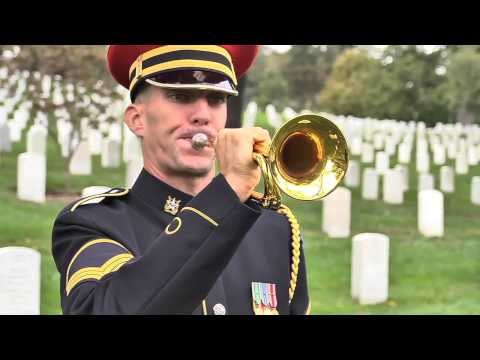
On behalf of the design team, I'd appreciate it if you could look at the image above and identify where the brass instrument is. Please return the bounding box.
[191,113,349,209]
[192,112,349,301]
[253,113,349,209]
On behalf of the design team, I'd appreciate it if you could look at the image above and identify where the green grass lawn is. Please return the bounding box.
[1,128,479,314]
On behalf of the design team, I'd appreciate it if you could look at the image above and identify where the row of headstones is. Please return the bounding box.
[243,107,480,176]
[0,67,128,113]
[243,102,307,129]
[17,124,144,203]
[17,148,144,204]
[321,181,480,240]
[336,114,480,176]
[0,73,129,153]
[327,197,440,306]
[345,127,480,153]
[337,114,480,144]
[345,159,480,204]
[10,82,129,202]
[352,139,479,173]
[0,103,31,152]
[0,107,126,158]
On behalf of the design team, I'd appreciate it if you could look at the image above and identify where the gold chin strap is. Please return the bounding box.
[251,192,301,303]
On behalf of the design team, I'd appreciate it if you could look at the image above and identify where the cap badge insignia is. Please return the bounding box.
[193,70,207,82]
[164,196,181,215]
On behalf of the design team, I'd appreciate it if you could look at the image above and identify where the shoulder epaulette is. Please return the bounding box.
[70,188,130,212]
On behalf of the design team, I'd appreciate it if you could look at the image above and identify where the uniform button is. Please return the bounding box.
[213,303,226,315]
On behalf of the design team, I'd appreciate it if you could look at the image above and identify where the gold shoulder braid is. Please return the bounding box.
[251,191,301,303]
[71,188,130,212]
[277,204,301,303]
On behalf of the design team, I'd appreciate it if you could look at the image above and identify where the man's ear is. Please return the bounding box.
[124,103,146,138]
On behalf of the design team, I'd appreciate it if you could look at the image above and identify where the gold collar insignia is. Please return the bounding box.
[164,196,181,215]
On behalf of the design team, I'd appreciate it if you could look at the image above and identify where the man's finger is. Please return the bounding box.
[251,128,271,155]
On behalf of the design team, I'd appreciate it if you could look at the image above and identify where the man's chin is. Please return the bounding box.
[176,163,213,177]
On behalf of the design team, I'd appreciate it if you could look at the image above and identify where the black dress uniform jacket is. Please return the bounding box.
[52,169,310,315]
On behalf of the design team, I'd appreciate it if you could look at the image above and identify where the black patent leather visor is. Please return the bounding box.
[145,69,238,96]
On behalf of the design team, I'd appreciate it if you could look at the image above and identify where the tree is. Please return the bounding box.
[319,46,451,124]
[283,45,353,110]
[379,45,449,124]
[318,48,383,117]
[444,47,480,124]
[1,45,127,188]
[246,46,290,109]
[246,45,353,112]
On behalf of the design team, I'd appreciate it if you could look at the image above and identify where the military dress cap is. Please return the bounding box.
[107,45,260,101]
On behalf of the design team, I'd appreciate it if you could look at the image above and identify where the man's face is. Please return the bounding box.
[138,87,228,177]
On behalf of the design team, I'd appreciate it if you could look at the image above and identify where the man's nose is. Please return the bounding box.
[190,97,212,126]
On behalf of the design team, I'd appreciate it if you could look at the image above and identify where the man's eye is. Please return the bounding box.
[207,94,227,106]
[168,92,193,103]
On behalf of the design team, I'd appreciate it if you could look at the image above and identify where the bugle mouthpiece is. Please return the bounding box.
[192,133,209,150]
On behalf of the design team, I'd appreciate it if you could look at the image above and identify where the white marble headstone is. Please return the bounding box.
[265,104,283,130]
[416,151,430,174]
[0,247,41,315]
[384,138,397,156]
[88,129,102,155]
[394,164,409,192]
[433,145,446,165]
[440,166,454,193]
[447,142,457,160]
[383,169,404,204]
[373,133,384,150]
[361,143,374,163]
[418,189,444,237]
[375,151,389,175]
[362,168,379,200]
[281,107,297,121]
[8,121,22,143]
[467,146,478,166]
[69,141,92,175]
[471,177,480,205]
[351,233,389,305]
[350,137,363,156]
[101,139,121,168]
[397,143,411,164]
[344,160,360,188]
[455,151,468,175]
[322,187,351,238]
[108,123,123,142]
[26,125,47,155]
[418,173,434,191]
[243,101,258,128]
[17,152,46,203]
[0,122,12,152]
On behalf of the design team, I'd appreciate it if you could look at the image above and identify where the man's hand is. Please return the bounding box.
[215,127,271,203]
